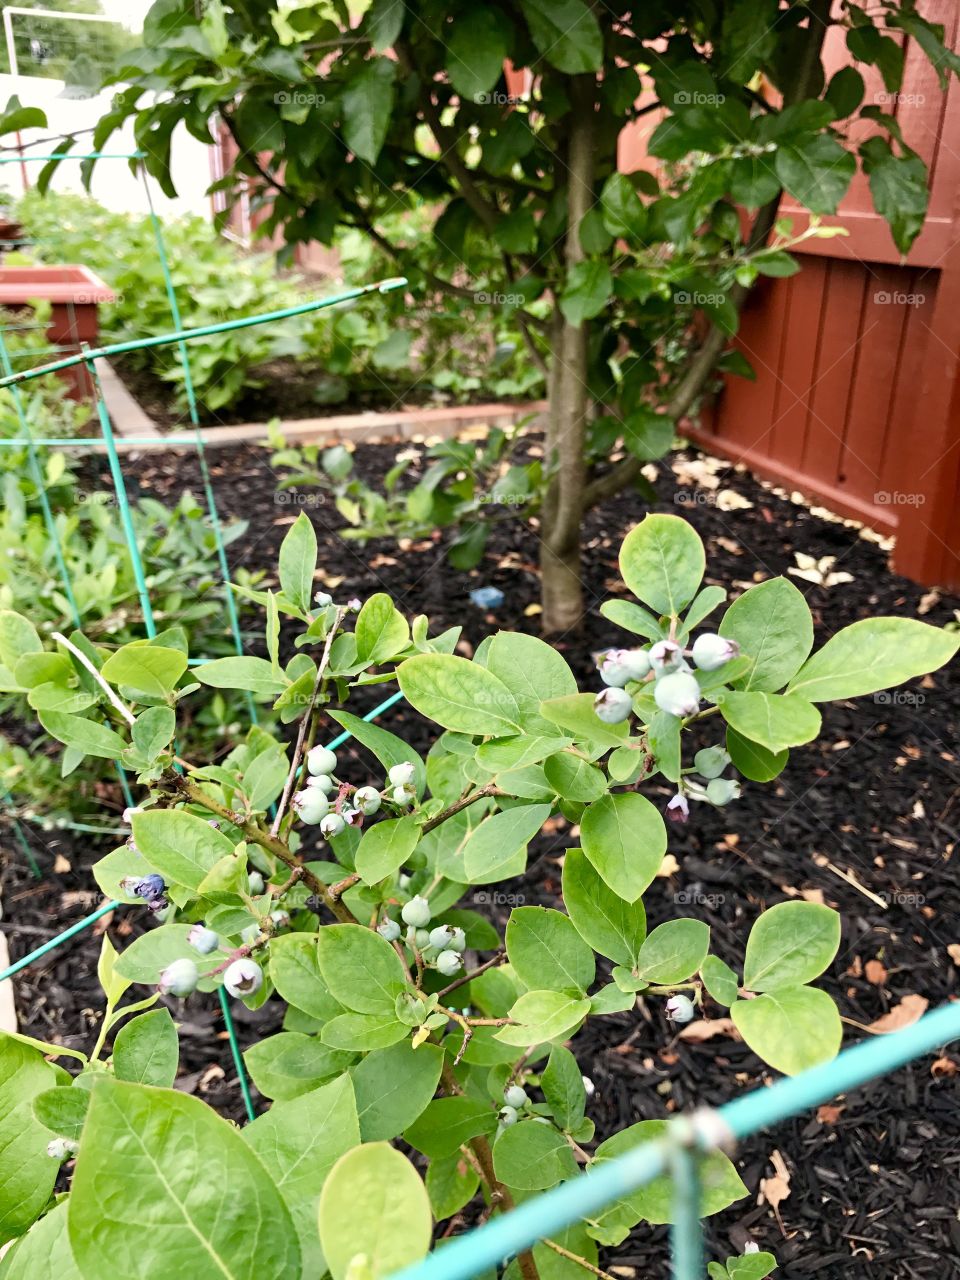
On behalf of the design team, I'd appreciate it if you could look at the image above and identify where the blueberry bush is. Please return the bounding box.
[0,512,956,1277]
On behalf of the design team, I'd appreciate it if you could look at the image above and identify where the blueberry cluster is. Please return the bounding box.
[594,632,740,726]
[378,895,467,976]
[291,748,417,838]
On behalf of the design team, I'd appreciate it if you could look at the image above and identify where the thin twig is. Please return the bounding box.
[437,950,506,999]
[52,631,135,726]
[542,1239,619,1280]
[421,784,503,834]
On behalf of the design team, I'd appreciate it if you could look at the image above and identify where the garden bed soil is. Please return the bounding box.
[3,438,959,1278]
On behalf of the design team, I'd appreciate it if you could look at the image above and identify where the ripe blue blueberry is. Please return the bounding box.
[706,777,741,806]
[388,761,416,788]
[247,870,265,895]
[694,746,730,779]
[138,874,166,900]
[224,957,263,998]
[159,957,199,997]
[436,949,462,976]
[653,670,701,718]
[378,918,401,942]
[594,687,632,723]
[504,1085,528,1109]
[292,788,330,825]
[320,812,346,839]
[499,1105,519,1126]
[354,786,381,816]
[307,745,338,777]
[401,895,432,927]
[691,633,740,671]
[187,925,219,955]
[665,994,696,1024]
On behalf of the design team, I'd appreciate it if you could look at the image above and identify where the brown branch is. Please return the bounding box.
[420,784,503,835]
[437,949,506,999]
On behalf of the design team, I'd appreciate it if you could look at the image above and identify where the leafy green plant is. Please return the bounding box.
[76,0,960,628]
[0,511,955,1275]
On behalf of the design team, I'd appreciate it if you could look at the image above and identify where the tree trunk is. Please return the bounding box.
[540,74,595,634]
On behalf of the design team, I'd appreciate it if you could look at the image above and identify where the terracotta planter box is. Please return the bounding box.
[0,265,115,399]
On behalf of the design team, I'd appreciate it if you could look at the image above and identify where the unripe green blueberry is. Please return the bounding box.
[247,870,265,895]
[429,924,454,950]
[649,639,686,673]
[187,925,219,955]
[499,1105,519,1126]
[388,761,416,788]
[47,1137,79,1161]
[270,909,290,929]
[447,926,467,952]
[224,957,263,998]
[415,928,431,949]
[694,746,731,779]
[159,957,199,997]
[292,788,330,825]
[313,590,333,607]
[653,670,701,718]
[354,786,381,816]
[307,773,335,793]
[599,648,651,686]
[241,923,260,945]
[319,812,346,839]
[307,745,338,777]
[391,783,416,805]
[504,1084,528,1109]
[665,994,696,1023]
[706,777,741,806]
[378,918,401,942]
[401,895,432,927]
[436,949,462,976]
[594,686,632,723]
[691,633,740,672]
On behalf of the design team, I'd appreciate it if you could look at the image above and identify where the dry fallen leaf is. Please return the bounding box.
[759,1149,792,1228]
[678,1017,740,1044]
[53,853,71,874]
[947,944,960,967]
[864,959,888,986]
[816,1103,845,1125]
[931,1056,958,1078]
[656,853,680,878]
[867,994,928,1034]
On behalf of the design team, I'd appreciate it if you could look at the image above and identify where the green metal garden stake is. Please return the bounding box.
[669,1143,704,1280]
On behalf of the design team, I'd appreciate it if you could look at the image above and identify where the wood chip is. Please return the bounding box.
[816,1103,845,1125]
[864,959,888,985]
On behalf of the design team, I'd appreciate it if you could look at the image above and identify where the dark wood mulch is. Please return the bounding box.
[2,436,959,1279]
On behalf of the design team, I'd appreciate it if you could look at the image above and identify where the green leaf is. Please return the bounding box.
[0,1201,79,1280]
[726,1252,779,1280]
[825,65,865,117]
[486,632,578,736]
[195,656,289,698]
[356,816,420,885]
[131,706,176,760]
[719,577,813,692]
[731,987,842,1075]
[448,9,510,100]
[496,990,590,1046]
[786,617,960,702]
[601,172,646,238]
[111,1009,178,1086]
[559,260,614,326]
[580,793,666,904]
[742,901,840,991]
[34,1087,89,1142]
[355,594,410,663]
[101,644,187,698]
[38,711,127,761]
[725,727,788,782]
[543,752,606,802]
[318,1143,432,1280]
[588,1120,746,1237]
[620,515,705,617]
[68,1079,299,1275]
[270,933,345,1022]
[351,1041,444,1141]
[863,141,928,255]
[700,955,739,1006]
[461,803,552,883]
[541,1046,586,1132]
[97,933,129,1005]
[366,0,404,52]
[278,511,317,613]
[244,1075,360,1279]
[562,847,646,967]
[244,1033,354,1101]
[404,1097,497,1157]
[328,711,425,795]
[113,925,222,988]
[426,1152,479,1221]
[539,694,631,748]
[774,135,856,215]
[599,600,664,642]
[130,809,236,892]
[493,1119,578,1190]
[636,920,710,984]
[321,1011,408,1052]
[718,691,821,754]
[0,610,41,672]
[519,0,603,74]
[342,58,396,164]
[506,906,595,995]
[317,924,408,1014]
[0,1035,60,1243]
[398,654,521,736]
